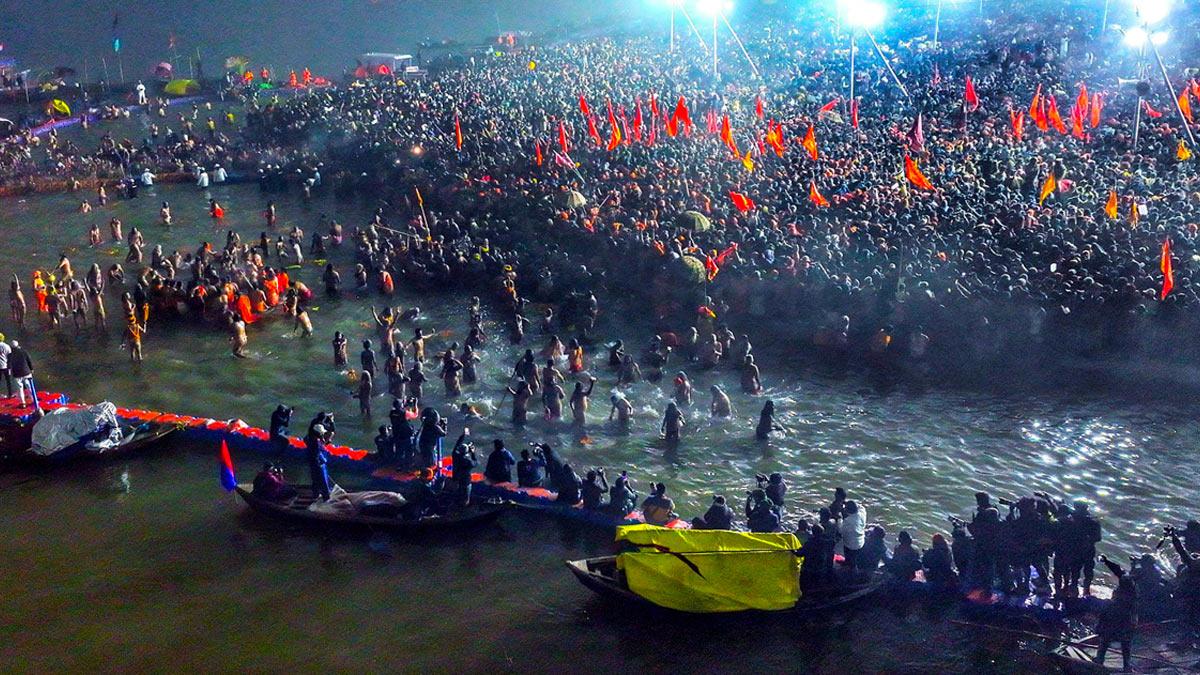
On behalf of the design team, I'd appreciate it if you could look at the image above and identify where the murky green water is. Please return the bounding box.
[0,154,1193,671]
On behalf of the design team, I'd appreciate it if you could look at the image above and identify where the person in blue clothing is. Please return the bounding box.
[268,404,292,456]
[517,447,546,488]
[484,439,515,483]
[745,489,781,532]
[305,424,332,500]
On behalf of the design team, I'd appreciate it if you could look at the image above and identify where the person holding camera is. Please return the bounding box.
[581,469,609,510]
[268,404,293,456]
[450,431,477,506]
[746,489,781,533]
[1094,555,1138,672]
[517,446,547,488]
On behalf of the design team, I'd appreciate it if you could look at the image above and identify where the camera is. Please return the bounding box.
[1164,525,1179,536]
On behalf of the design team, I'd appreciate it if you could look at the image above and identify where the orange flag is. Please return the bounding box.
[741,150,755,173]
[1178,139,1193,161]
[534,141,543,166]
[1180,90,1194,124]
[558,121,570,154]
[720,115,738,155]
[1076,83,1089,119]
[1104,190,1118,219]
[1010,110,1025,141]
[588,115,601,146]
[1046,96,1067,134]
[809,181,830,207]
[904,156,935,191]
[454,114,463,150]
[1038,172,1057,205]
[729,191,755,212]
[1161,239,1174,300]
[1070,104,1085,139]
[1131,200,1140,225]
[1030,85,1048,130]
[606,108,622,151]
[964,76,979,112]
[579,95,590,117]
[801,125,818,161]
[1090,94,1103,128]
[755,95,764,119]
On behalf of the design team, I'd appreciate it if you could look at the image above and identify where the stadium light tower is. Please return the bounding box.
[695,0,733,78]
[665,0,684,52]
[842,0,908,103]
[1125,0,1194,146]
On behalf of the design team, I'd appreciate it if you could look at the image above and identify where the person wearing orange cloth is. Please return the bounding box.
[262,272,280,307]
[209,198,225,220]
[31,271,47,313]
[235,293,259,324]
[377,268,394,295]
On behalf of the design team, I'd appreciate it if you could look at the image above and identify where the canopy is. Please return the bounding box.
[557,190,587,209]
[163,78,199,96]
[676,210,711,232]
[615,525,802,613]
[49,99,70,116]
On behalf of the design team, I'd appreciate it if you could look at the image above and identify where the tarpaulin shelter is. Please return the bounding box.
[163,79,200,96]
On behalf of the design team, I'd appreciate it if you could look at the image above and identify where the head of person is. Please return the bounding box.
[493,439,504,452]
[844,501,858,515]
[898,531,913,546]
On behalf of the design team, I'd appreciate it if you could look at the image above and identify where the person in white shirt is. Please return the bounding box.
[0,333,11,397]
[213,165,227,183]
[139,169,155,186]
[197,169,209,189]
[135,81,147,105]
[840,500,867,569]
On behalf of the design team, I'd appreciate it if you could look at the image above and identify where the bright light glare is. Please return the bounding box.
[1151,30,1169,45]
[844,0,887,28]
[1132,0,1170,24]
[693,0,734,17]
[664,0,685,7]
[1123,26,1148,46]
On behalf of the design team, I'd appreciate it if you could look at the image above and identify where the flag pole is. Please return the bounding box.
[865,29,910,101]
[1149,40,1197,146]
[849,31,856,108]
[720,14,760,79]
[933,0,944,50]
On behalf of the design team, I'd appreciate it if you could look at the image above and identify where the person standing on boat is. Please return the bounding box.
[451,431,477,505]
[517,448,546,488]
[305,424,331,500]
[0,334,11,398]
[269,405,293,457]
[581,469,608,510]
[1067,502,1102,597]
[1094,556,1137,672]
[416,408,447,468]
[484,439,515,484]
[8,341,38,412]
[839,501,867,568]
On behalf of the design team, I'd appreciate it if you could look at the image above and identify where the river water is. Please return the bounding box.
[0,117,1195,671]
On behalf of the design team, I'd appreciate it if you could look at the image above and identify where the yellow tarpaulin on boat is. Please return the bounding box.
[49,99,70,116]
[614,525,802,613]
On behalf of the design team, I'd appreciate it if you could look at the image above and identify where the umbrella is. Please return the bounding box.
[49,99,71,116]
[556,190,587,209]
[675,210,711,232]
[163,79,199,96]
[681,256,709,285]
[153,62,173,79]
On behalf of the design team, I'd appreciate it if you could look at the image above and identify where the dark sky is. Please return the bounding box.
[1,0,642,78]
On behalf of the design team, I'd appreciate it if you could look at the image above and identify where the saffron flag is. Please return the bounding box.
[1046,96,1067,134]
[1180,91,1194,124]
[579,95,590,117]
[705,255,719,281]
[1090,94,1103,128]
[535,141,544,166]
[415,187,424,208]
[818,99,839,114]
[1161,239,1174,300]
[714,243,739,266]
[588,115,601,146]
[904,156,935,191]
[1038,172,1057,205]
[559,121,570,154]
[741,150,755,173]
[1131,200,1140,225]
[729,191,755,213]
[672,96,692,131]
[850,99,859,130]
[1104,190,1118,219]
[1010,110,1025,141]
[809,181,830,207]
[964,76,980,112]
[721,115,738,154]
[755,95,764,119]
[1030,85,1046,130]
[1076,83,1089,119]
[801,125,818,161]
[455,115,463,150]
[606,108,622,151]
[1070,104,1085,139]
[1178,139,1193,161]
[219,440,236,492]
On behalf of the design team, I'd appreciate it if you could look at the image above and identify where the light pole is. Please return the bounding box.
[696,0,733,78]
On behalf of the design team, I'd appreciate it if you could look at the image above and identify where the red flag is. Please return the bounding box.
[672,96,691,130]
[1030,85,1048,131]
[755,95,764,119]
[650,93,659,118]
[588,115,601,146]
[801,125,818,161]
[720,115,738,154]
[850,99,859,129]
[534,141,543,166]
[809,181,830,208]
[964,76,980,112]
[1046,96,1067,134]
[606,107,622,151]
[1090,94,1103,128]
[1161,238,1174,300]
[904,156,935,191]
[1076,83,1089,118]
[907,113,925,152]
[1143,100,1163,119]
[633,104,644,142]
[579,94,590,117]
[704,255,719,281]
[455,114,463,150]
[765,121,785,157]
[705,109,718,135]
[1010,110,1025,141]
[729,191,755,212]
[558,120,570,154]
[714,242,739,266]
[818,99,839,114]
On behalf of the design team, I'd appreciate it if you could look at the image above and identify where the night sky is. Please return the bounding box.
[1,1,639,79]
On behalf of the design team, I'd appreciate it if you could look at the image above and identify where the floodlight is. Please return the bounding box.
[694,0,734,17]
[844,0,887,29]
[1132,0,1170,25]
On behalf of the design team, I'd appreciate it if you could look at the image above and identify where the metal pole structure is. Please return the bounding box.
[712,14,719,78]
[679,8,711,54]
[849,31,856,106]
[865,30,911,100]
[670,7,676,52]
[1134,97,1143,149]
[1100,0,1110,36]
[720,14,760,78]
[1150,40,1197,146]
[933,0,943,50]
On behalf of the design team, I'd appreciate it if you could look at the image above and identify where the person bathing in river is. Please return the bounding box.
[356,370,374,418]
[661,401,685,444]
[609,392,633,430]
[461,344,480,385]
[406,361,427,406]
[710,385,732,418]
[410,327,434,364]
[741,354,762,394]
[569,377,597,427]
[440,348,463,397]
[673,372,693,407]
[507,379,532,427]
[543,377,565,422]
[756,400,782,441]
[332,331,348,368]
[9,277,26,328]
[514,351,539,395]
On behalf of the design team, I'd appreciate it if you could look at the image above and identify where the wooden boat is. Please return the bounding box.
[565,555,882,615]
[1048,630,1200,674]
[235,484,508,534]
[1,418,178,464]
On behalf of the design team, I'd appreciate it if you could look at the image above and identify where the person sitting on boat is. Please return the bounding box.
[922,534,958,589]
[305,424,332,500]
[798,524,833,591]
[640,483,677,526]
[406,468,443,520]
[691,495,734,530]
[374,425,394,463]
[269,405,293,456]
[252,462,297,502]
[885,531,922,582]
[539,444,567,493]
[857,525,891,572]
[556,463,583,505]
[517,448,546,488]
[746,489,781,533]
[1094,555,1138,672]
[450,431,477,506]
[581,469,609,510]
[484,439,515,484]
[608,471,637,516]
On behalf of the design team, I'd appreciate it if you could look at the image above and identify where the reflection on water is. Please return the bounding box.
[0,181,1193,670]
